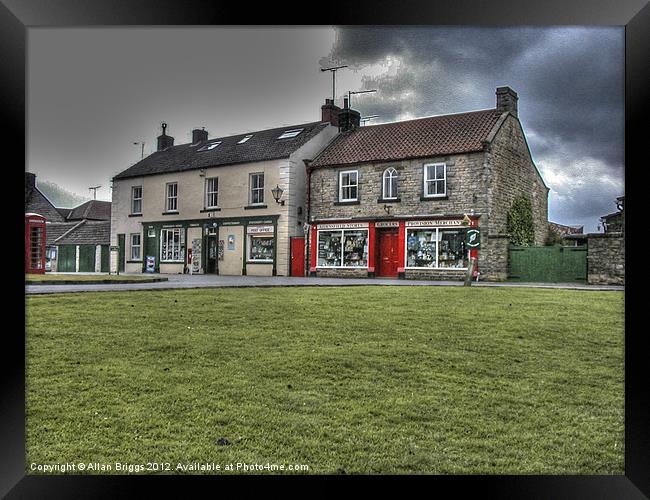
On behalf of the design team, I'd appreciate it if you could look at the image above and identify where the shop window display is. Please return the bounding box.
[406,229,437,268]
[406,227,468,269]
[249,235,274,262]
[161,228,185,262]
[438,230,468,268]
[318,229,368,267]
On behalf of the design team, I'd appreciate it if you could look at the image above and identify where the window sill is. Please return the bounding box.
[420,195,448,201]
[246,260,274,264]
[128,213,143,218]
[244,204,268,210]
[160,261,184,264]
[161,211,179,215]
[334,200,360,206]
[126,260,143,264]
[200,208,221,213]
[377,198,400,203]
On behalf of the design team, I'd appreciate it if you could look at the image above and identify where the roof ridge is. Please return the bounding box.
[166,120,327,150]
[357,108,498,130]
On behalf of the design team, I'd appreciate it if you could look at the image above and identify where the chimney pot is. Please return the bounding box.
[157,122,174,151]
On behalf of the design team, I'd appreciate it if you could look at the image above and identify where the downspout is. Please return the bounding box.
[303,159,313,277]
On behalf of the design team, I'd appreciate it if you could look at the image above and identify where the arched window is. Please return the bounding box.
[382,168,398,199]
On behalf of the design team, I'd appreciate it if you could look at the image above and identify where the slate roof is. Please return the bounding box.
[25,186,66,222]
[310,109,504,168]
[46,220,110,246]
[113,121,330,180]
[66,200,111,221]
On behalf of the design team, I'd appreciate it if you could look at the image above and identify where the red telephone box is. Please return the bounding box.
[25,213,46,274]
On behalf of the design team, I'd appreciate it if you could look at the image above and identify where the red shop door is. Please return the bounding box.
[290,237,305,277]
[376,229,399,277]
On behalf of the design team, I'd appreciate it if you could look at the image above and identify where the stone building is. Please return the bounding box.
[110,112,338,276]
[307,87,549,281]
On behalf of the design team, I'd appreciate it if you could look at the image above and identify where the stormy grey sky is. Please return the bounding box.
[27,27,624,232]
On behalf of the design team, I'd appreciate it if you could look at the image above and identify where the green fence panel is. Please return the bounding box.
[78,245,96,272]
[100,245,110,272]
[57,245,76,272]
[509,245,586,283]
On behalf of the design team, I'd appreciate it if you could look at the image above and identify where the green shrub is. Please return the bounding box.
[507,195,535,246]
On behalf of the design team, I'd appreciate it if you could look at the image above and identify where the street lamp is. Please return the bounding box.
[271,185,285,206]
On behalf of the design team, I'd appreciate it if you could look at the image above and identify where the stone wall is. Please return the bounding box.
[309,152,490,221]
[477,114,548,281]
[314,268,369,278]
[587,233,625,285]
[404,269,466,281]
[487,114,549,246]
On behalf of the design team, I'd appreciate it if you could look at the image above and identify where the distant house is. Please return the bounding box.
[600,196,624,233]
[25,172,111,272]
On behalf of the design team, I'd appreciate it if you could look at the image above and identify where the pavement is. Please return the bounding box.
[25,273,625,294]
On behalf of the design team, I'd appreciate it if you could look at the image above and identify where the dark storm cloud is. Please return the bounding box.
[323,27,624,231]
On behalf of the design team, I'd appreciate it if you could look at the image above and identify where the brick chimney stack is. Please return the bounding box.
[157,122,174,151]
[337,97,361,132]
[321,98,341,127]
[192,128,209,144]
[496,87,518,117]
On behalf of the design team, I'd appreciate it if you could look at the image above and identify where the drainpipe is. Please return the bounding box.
[303,159,313,277]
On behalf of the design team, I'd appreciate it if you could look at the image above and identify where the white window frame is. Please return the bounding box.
[250,172,265,205]
[205,177,219,209]
[165,182,178,212]
[316,228,369,269]
[404,226,468,270]
[130,233,141,261]
[160,228,185,263]
[423,163,447,198]
[339,170,359,202]
[382,168,398,200]
[131,186,142,214]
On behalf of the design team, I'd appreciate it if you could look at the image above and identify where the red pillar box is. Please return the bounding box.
[25,213,46,274]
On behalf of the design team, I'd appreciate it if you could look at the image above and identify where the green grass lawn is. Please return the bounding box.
[25,286,624,474]
[26,274,165,283]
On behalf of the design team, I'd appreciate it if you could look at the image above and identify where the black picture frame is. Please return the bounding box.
[6,1,647,497]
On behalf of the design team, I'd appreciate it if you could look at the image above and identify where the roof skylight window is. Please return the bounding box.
[277,128,304,139]
[238,134,254,144]
[198,141,222,151]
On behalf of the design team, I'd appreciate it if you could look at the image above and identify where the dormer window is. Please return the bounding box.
[198,141,221,151]
[382,168,398,200]
[277,128,304,139]
[238,134,253,144]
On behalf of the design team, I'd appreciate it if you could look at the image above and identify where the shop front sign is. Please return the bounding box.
[318,222,369,230]
[406,219,464,227]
